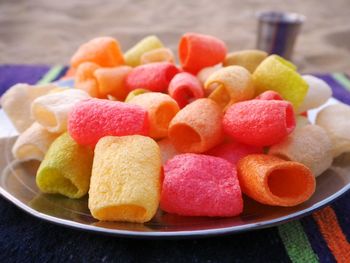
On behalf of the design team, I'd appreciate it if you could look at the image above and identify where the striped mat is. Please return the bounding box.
[0,65,350,263]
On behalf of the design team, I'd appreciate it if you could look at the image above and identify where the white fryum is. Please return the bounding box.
[316,103,350,157]
[298,75,332,113]
[31,89,90,133]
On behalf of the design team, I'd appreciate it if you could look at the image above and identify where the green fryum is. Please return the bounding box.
[252,55,308,110]
[36,132,93,198]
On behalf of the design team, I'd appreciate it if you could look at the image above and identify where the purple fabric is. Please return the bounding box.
[0,65,50,97]
[314,74,350,105]
[55,67,68,80]
[331,190,350,242]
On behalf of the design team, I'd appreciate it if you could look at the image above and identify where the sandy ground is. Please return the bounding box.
[0,0,349,73]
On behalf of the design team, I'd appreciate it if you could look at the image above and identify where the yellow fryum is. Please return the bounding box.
[197,66,220,85]
[204,66,255,111]
[89,135,161,223]
[140,47,175,64]
[124,88,150,102]
[223,49,268,73]
[128,92,180,139]
[252,55,308,110]
[36,133,93,199]
[124,35,164,67]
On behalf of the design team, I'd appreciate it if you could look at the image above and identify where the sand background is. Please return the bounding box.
[0,0,349,73]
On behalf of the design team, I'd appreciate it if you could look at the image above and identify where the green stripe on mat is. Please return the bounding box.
[332,73,350,91]
[37,65,64,84]
[278,221,319,263]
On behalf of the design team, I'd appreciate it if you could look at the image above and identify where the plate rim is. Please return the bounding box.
[1,180,349,239]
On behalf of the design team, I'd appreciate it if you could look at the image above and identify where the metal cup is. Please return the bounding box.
[256,11,305,60]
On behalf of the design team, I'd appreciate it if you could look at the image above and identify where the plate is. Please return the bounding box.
[0,99,350,238]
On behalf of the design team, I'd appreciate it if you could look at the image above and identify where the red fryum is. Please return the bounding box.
[168,72,204,108]
[255,90,283,101]
[179,33,227,74]
[125,62,179,92]
[206,142,263,165]
[68,98,148,147]
[160,154,243,217]
[223,100,296,146]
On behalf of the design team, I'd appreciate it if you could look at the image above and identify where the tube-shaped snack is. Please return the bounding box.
[31,89,90,133]
[237,154,316,206]
[223,100,295,146]
[316,104,350,157]
[297,75,333,113]
[196,66,220,85]
[255,90,283,101]
[124,88,149,102]
[68,98,148,147]
[205,66,255,110]
[94,66,132,100]
[0,83,57,132]
[157,138,180,164]
[168,72,204,108]
[269,124,333,177]
[12,122,59,161]
[179,33,227,74]
[168,98,223,153]
[223,50,268,73]
[36,133,94,199]
[128,92,180,139]
[140,48,175,64]
[89,135,161,223]
[124,35,164,67]
[70,37,124,68]
[125,62,179,92]
[160,153,243,217]
[252,55,308,110]
[75,62,100,98]
[206,141,263,166]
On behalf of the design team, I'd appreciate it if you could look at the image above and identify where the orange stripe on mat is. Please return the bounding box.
[313,206,350,263]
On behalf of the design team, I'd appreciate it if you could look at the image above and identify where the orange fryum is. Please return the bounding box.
[179,33,227,74]
[237,154,315,207]
[128,92,180,139]
[140,48,175,64]
[70,37,125,68]
[313,207,350,263]
[94,66,132,101]
[75,62,100,98]
[168,98,223,153]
